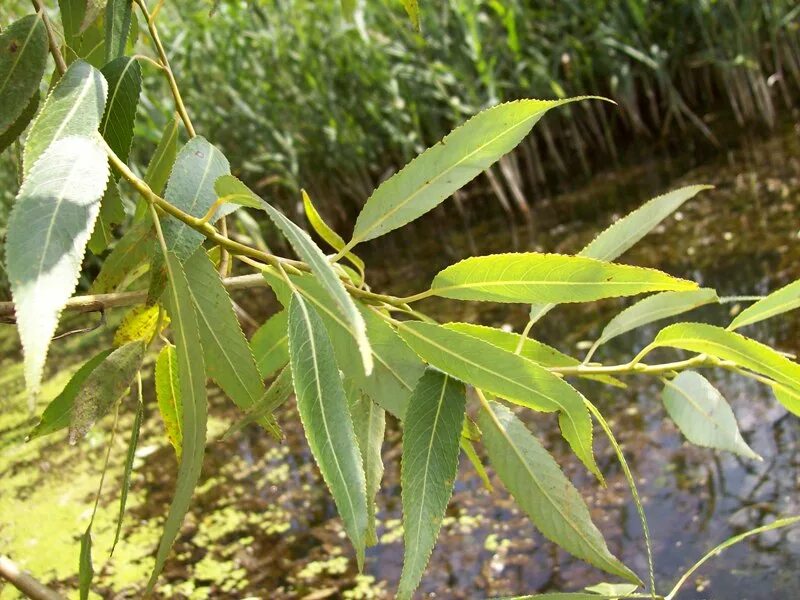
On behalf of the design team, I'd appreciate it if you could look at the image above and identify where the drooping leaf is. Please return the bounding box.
[161,136,230,261]
[155,344,183,459]
[728,279,800,330]
[648,322,800,394]
[213,173,268,213]
[288,292,368,567]
[114,304,167,346]
[27,349,113,441]
[444,322,625,387]
[771,384,800,417]
[0,90,39,154]
[99,55,141,162]
[68,340,145,443]
[400,0,420,30]
[112,379,143,553]
[596,288,719,347]
[0,14,48,135]
[7,135,109,398]
[350,98,591,246]
[58,0,84,50]
[251,310,289,379]
[662,371,760,460]
[104,0,133,62]
[398,370,465,599]
[397,321,601,479]
[143,114,179,197]
[79,526,93,600]
[346,380,385,547]
[302,189,365,276]
[223,365,293,440]
[430,253,696,304]
[88,181,126,254]
[262,202,373,375]
[146,253,207,593]
[263,270,424,418]
[22,60,108,177]
[529,185,712,322]
[478,401,640,584]
[90,218,153,293]
[460,437,493,492]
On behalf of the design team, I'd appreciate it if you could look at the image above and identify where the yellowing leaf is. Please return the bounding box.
[114,304,168,346]
[155,345,183,459]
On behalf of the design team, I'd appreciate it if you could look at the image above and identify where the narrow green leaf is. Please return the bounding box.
[399,370,465,599]
[460,437,493,492]
[397,321,601,479]
[729,279,800,330]
[90,218,153,293]
[584,582,639,596]
[143,114,179,197]
[302,189,365,276]
[7,135,110,398]
[160,137,230,260]
[184,249,267,416]
[79,526,93,600]
[88,181,126,254]
[479,401,640,584]
[99,55,141,162]
[23,60,108,177]
[350,98,592,246]
[346,380,385,547]
[263,270,424,418]
[0,14,48,135]
[771,384,800,417]
[155,344,183,459]
[262,202,373,375]
[251,310,289,380]
[431,253,696,304]
[104,0,133,62]
[26,349,113,441]
[223,365,292,440]
[58,0,84,50]
[146,253,207,593]
[444,322,625,387]
[529,185,712,321]
[597,288,719,347]
[649,322,800,394]
[68,340,145,443]
[213,173,268,213]
[400,0,420,30]
[0,90,39,154]
[662,371,760,460]
[80,0,107,33]
[288,292,368,567]
[112,381,143,554]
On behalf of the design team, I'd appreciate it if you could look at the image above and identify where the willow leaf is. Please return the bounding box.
[7,135,109,398]
[146,253,207,593]
[143,114,179,197]
[68,340,145,443]
[155,345,183,458]
[529,185,712,321]
[771,384,800,417]
[113,382,143,553]
[80,0,107,33]
[105,0,133,62]
[288,292,368,567]
[251,310,289,380]
[346,381,385,547]
[397,321,601,479]
[0,14,48,135]
[262,203,373,375]
[479,401,640,584]
[213,174,267,214]
[90,219,153,293]
[597,288,718,347]
[79,526,93,600]
[99,55,140,162]
[22,60,107,177]
[431,253,696,304]
[350,98,591,246]
[649,322,800,394]
[399,370,465,599]
[114,304,166,346]
[27,349,113,441]
[0,90,39,153]
[303,189,365,276]
[729,279,800,330]
[263,270,424,418]
[662,371,760,460]
[223,365,293,440]
[400,0,420,30]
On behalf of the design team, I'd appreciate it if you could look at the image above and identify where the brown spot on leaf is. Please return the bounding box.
[8,41,19,53]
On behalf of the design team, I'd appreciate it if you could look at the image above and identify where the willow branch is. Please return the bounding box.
[31,0,67,75]
[0,556,64,600]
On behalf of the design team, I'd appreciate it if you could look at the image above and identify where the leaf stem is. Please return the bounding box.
[30,0,67,75]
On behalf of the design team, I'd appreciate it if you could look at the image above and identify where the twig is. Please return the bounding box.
[0,555,64,600]
[30,0,67,75]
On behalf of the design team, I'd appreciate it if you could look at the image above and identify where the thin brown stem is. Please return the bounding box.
[31,0,67,75]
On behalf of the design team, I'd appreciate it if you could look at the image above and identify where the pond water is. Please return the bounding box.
[1,123,799,600]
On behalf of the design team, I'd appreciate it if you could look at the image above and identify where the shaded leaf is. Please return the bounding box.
[27,349,113,441]
[79,526,93,600]
[104,0,133,62]
[7,135,109,398]
[662,371,760,460]
[143,114,179,197]
[99,55,141,162]
[478,401,640,584]
[0,90,39,154]
[398,370,465,599]
[350,98,589,246]
[23,60,107,177]
[460,437,493,492]
[90,218,153,293]
[113,380,143,553]
[251,310,289,380]
[431,253,695,304]
[288,292,368,567]
[68,340,144,443]
[0,14,48,135]
[155,344,183,458]
[262,203,373,375]
[302,189,365,276]
[729,279,800,330]
[146,253,207,592]
[88,181,126,254]
[223,365,293,440]
[397,321,600,479]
